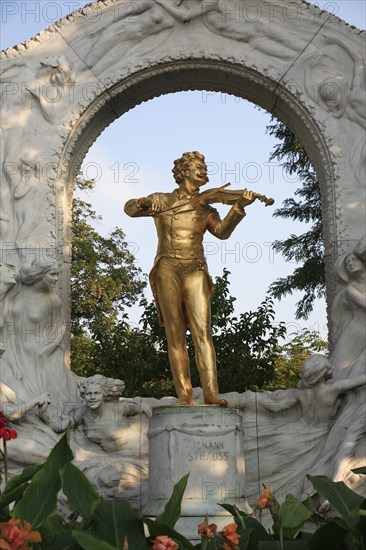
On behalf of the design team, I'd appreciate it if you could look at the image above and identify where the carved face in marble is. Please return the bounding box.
[345,253,365,276]
[0,264,17,299]
[41,267,59,289]
[0,263,16,287]
[84,383,105,410]
[319,76,348,116]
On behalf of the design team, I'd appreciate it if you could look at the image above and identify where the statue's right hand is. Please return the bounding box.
[136,197,151,210]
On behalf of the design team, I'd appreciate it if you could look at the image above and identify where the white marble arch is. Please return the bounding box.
[0,0,365,349]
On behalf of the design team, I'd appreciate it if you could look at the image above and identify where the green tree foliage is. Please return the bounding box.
[266,120,325,319]
[139,269,287,394]
[70,177,146,375]
[264,329,328,390]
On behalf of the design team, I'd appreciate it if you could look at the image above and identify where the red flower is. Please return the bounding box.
[198,518,217,539]
[151,535,179,550]
[0,414,17,442]
[0,413,9,429]
[256,487,272,509]
[0,518,41,549]
[221,523,240,549]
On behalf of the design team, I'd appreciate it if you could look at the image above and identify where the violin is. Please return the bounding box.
[158,183,274,215]
[199,183,275,207]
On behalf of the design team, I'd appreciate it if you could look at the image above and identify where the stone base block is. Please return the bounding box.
[144,405,247,539]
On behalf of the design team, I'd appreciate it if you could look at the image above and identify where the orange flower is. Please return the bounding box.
[151,535,179,550]
[221,523,240,549]
[198,518,217,539]
[256,487,272,509]
[0,519,41,550]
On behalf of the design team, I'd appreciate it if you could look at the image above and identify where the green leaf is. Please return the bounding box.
[0,483,29,509]
[308,517,354,550]
[302,496,313,513]
[279,494,312,532]
[0,463,44,509]
[220,500,253,517]
[298,530,314,542]
[142,517,195,549]
[308,475,364,516]
[0,506,10,521]
[61,462,100,522]
[239,528,265,550]
[13,430,74,528]
[2,463,44,495]
[242,517,271,539]
[72,531,118,550]
[157,473,189,528]
[48,531,83,550]
[259,542,308,549]
[351,466,366,475]
[38,514,65,546]
[92,500,147,550]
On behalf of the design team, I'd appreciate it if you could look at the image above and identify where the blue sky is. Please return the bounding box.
[1,1,365,340]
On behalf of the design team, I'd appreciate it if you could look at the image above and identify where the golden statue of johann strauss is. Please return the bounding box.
[125,151,273,406]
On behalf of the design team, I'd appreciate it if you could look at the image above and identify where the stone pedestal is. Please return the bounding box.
[144,406,246,539]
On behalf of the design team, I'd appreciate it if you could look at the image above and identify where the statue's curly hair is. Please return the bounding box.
[172,151,205,184]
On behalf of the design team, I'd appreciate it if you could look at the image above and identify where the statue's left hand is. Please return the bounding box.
[236,189,256,209]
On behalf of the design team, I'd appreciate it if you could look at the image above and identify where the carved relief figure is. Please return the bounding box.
[154,0,308,60]
[0,345,60,468]
[1,56,74,125]
[305,35,366,130]
[11,157,42,245]
[73,0,308,76]
[226,354,366,501]
[0,263,17,370]
[0,263,16,309]
[0,209,10,242]
[73,0,183,74]
[321,35,366,129]
[310,242,366,493]
[0,382,58,466]
[125,151,259,406]
[40,375,137,444]
[237,354,366,426]
[40,374,147,504]
[0,56,74,243]
[25,56,74,124]
[1,261,78,403]
[0,389,60,470]
[331,248,366,380]
[351,140,366,188]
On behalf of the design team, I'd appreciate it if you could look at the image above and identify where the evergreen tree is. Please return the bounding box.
[266,120,325,319]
